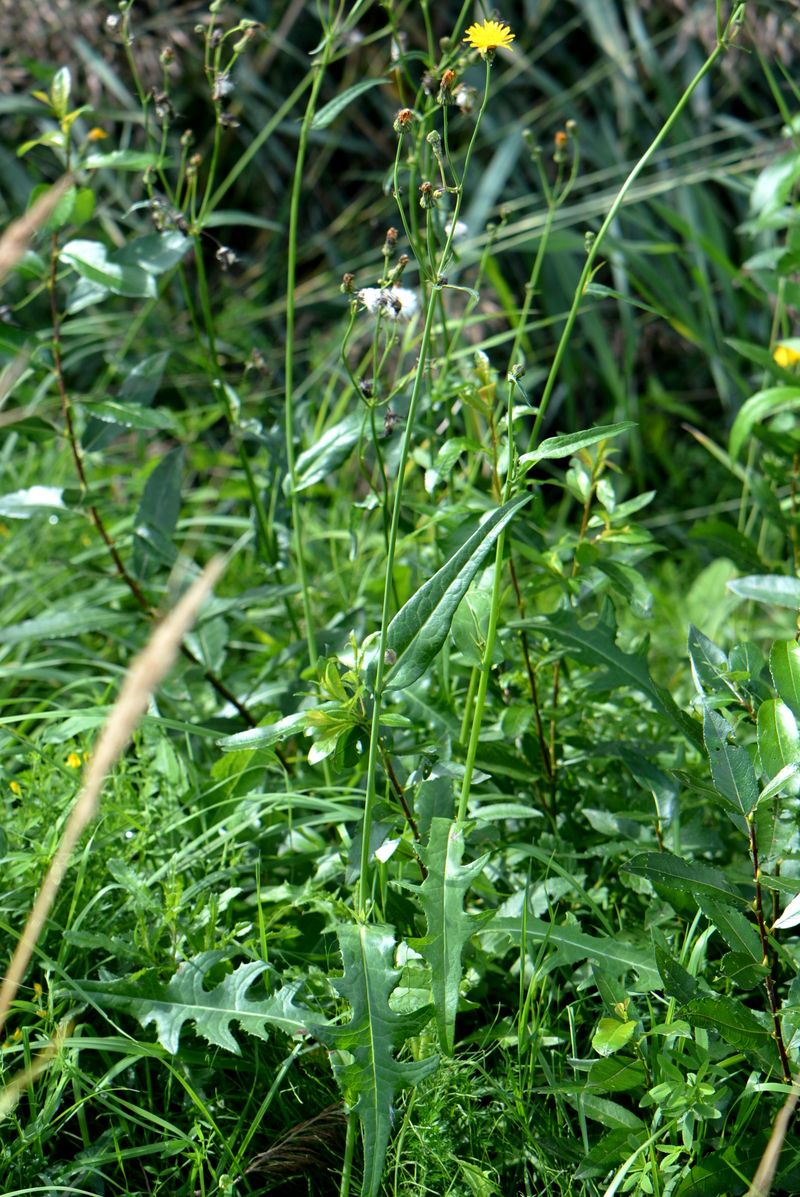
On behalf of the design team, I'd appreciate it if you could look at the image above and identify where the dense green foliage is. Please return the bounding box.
[2,2,800,1195]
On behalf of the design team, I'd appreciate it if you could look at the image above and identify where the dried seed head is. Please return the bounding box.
[393,108,415,135]
[341,272,356,294]
[438,68,457,105]
[382,227,398,257]
[418,180,436,209]
[216,245,238,270]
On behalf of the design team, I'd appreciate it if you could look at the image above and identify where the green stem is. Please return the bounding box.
[285,48,335,668]
[527,29,731,452]
[457,307,519,825]
[339,1108,356,1197]
[357,295,439,917]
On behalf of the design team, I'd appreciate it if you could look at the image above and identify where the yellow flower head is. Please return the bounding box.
[66,752,82,769]
[463,18,515,55]
[773,344,800,369]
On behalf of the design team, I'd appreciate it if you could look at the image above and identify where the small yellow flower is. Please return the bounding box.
[463,18,515,54]
[773,344,800,369]
[66,752,82,769]
[87,127,108,142]
[10,780,21,795]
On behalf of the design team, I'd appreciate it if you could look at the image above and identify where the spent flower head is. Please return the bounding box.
[357,286,418,322]
[463,18,515,58]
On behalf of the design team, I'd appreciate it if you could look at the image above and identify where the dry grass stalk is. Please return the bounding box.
[746,1079,800,1197]
[0,558,225,1038]
[0,174,72,288]
[0,1018,75,1120]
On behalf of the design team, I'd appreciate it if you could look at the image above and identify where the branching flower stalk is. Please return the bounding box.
[284,39,339,668]
[458,4,745,826]
[357,58,494,917]
[527,2,745,452]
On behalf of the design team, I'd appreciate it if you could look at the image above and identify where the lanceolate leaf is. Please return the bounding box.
[520,607,702,748]
[487,918,660,990]
[679,995,777,1067]
[728,385,800,460]
[519,421,637,468]
[757,699,800,781]
[409,818,491,1055]
[623,852,748,910]
[311,78,389,129]
[70,951,324,1054]
[702,705,758,818]
[384,493,530,691]
[770,640,800,719]
[322,924,438,1197]
[696,895,761,961]
[727,575,800,609]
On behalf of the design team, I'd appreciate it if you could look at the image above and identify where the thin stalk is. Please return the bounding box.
[527,23,735,452]
[285,50,334,668]
[747,815,792,1084]
[357,57,494,914]
[357,295,438,916]
[339,1108,356,1197]
[456,381,515,827]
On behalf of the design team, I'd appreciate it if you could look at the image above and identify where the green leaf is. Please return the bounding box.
[83,149,161,171]
[409,818,491,1055]
[687,625,730,695]
[520,421,637,468]
[758,699,800,781]
[49,66,71,118]
[487,918,659,990]
[623,852,747,910]
[679,995,777,1064]
[703,706,758,817]
[216,709,320,752]
[291,412,364,493]
[727,575,800,609]
[322,924,438,1197]
[718,952,769,989]
[757,763,800,806]
[0,607,128,645]
[60,238,155,298]
[519,607,702,748]
[578,1093,644,1131]
[83,351,170,451]
[591,1016,637,1057]
[655,947,698,1004]
[696,895,761,961]
[586,1056,646,1093]
[770,641,800,719]
[70,951,323,1053]
[384,493,530,691]
[116,231,190,274]
[0,486,65,519]
[82,401,175,430]
[132,447,184,580]
[311,78,389,129]
[729,386,800,460]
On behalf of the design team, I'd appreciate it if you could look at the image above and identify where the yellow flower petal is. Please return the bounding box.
[66,752,82,769]
[773,344,800,368]
[463,18,515,53]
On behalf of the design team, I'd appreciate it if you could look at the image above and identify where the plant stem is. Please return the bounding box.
[526,29,732,453]
[357,295,438,917]
[748,816,792,1084]
[285,47,334,669]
